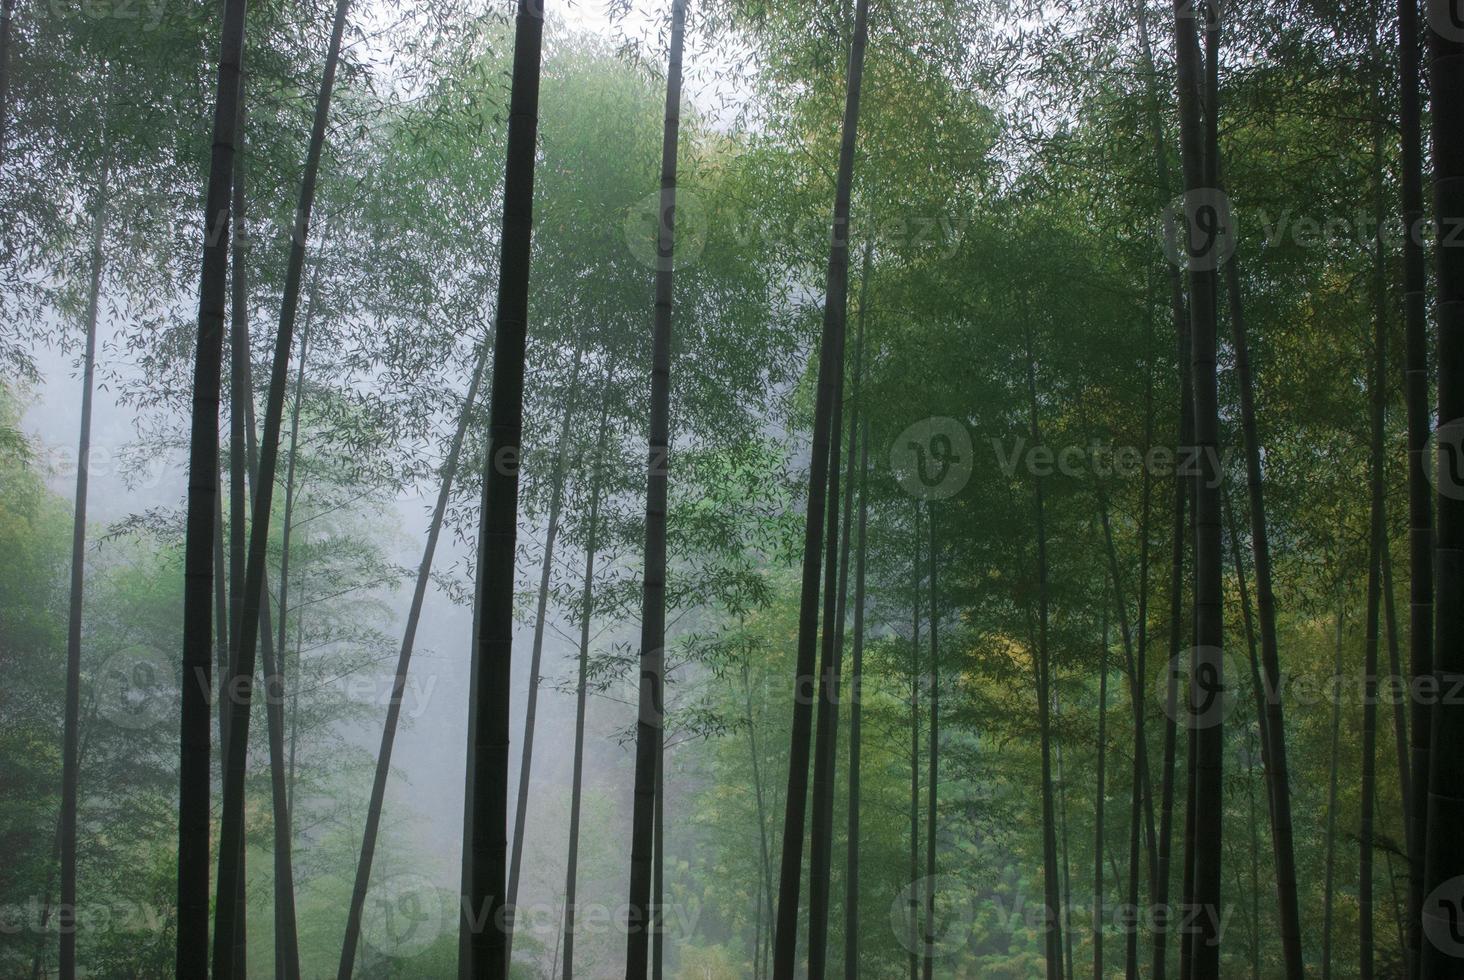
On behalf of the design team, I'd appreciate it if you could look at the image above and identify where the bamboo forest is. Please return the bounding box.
[5,0,1464,974]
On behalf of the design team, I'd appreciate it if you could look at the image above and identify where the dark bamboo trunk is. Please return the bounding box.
[1360,117,1390,980]
[1135,0,1193,972]
[58,135,109,980]
[505,339,587,965]
[1125,702,1141,980]
[269,268,313,980]
[1094,478,1159,891]
[232,267,307,980]
[339,338,489,979]
[560,394,613,980]
[769,0,868,973]
[1381,550,1410,829]
[1171,4,1224,971]
[808,244,869,980]
[225,102,249,976]
[923,503,939,980]
[1095,600,1109,980]
[211,0,350,970]
[1321,604,1344,980]
[627,1,688,972]
[1126,323,1157,980]
[1394,0,1432,966]
[462,1,545,974]
[1216,132,1306,980]
[1419,11,1464,977]
[0,0,13,172]
[908,505,922,980]
[175,0,247,967]
[1057,690,1075,980]
[1025,321,1064,980]
[1224,485,1275,980]
[744,656,777,980]
[653,740,665,980]
[844,416,869,980]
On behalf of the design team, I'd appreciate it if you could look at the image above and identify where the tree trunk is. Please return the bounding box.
[769,0,869,974]
[844,416,869,980]
[1417,11,1464,972]
[461,0,545,973]
[1223,485,1273,980]
[1321,603,1345,980]
[1382,548,1411,830]
[270,263,313,980]
[743,655,777,980]
[211,0,350,969]
[505,339,587,964]
[1216,135,1307,980]
[1127,312,1157,980]
[175,0,246,966]
[339,337,490,979]
[1170,3,1224,971]
[1360,117,1390,980]
[0,0,14,173]
[1055,683,1073,980]
[1394,0,1432,966]
[923,502,940,980]
[233,270,308,980]
[808,241,869,980]
[1134,0,1194,972]
[627,0,687,972]
[58,132,109,980]
[1094,475,1159,895]
[225,100,250,975]
[1091,459,1160,978]
[1024,320,1064,980]
[1095,598,1109,979]
[654,738,665,980]
[908,503,922,980]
